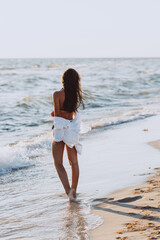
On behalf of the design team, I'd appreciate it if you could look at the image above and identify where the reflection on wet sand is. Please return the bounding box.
[62,200,90,240]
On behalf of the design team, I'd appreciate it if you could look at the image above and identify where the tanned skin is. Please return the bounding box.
[51,88,79,200]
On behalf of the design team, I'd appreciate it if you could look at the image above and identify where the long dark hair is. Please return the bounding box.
[62,68,85,112]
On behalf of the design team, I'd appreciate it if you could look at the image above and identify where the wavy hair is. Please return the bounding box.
[62,68,85,112]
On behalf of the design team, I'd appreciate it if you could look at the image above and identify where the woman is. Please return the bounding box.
[51,68,85,201]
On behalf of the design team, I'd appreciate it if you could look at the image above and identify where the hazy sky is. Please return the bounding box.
[0,0,160,58]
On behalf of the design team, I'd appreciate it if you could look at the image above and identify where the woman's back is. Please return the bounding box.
[53,88,75,120]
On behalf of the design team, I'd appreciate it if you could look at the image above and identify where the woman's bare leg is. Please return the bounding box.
[66,145,79,198]
[52,140,70,195]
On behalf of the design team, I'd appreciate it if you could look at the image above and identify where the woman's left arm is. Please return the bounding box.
[52,91,61,117]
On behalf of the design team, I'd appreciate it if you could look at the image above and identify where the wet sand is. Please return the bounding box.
[90,140,160,240]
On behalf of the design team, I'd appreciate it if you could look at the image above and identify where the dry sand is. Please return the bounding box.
[90,140,160,240]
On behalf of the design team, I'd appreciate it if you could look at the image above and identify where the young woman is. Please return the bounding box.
[51,68,85,201]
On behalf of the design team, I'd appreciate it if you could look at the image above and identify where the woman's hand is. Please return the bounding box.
[51,111,55,117]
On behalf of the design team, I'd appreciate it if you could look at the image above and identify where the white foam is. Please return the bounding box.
[90,106,160,130]
[0,146,33,175]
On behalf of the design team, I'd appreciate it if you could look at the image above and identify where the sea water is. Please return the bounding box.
[0,58,160,239]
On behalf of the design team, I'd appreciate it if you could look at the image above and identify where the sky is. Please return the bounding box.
[0,0,160,58]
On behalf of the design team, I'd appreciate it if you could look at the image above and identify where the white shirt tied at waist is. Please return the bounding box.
[52,110,83,155]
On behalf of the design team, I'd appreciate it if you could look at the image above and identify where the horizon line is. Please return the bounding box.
[0,56,160,59]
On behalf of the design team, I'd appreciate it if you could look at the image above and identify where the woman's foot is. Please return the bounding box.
[68,188,76,201]
[72,188,76,199]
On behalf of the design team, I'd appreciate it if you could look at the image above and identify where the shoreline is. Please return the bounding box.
[90,140,160,240]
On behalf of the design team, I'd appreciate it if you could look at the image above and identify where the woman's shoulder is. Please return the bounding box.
[53,89,64,98]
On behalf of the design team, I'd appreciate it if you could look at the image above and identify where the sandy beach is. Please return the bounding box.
[90,140,160,240]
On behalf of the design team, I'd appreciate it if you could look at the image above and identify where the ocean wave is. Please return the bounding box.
[91,114,154,130]
[0,132,52,176]
[137,71,154,76]
[138,90,151,95]
[90,109,158,130]
[47,64,62,69]
[114,90,152,97]
[15,96,37,108]
[5,72,17,76]
[25,77,37,83]
[149,73,160,81]
[0,164,34,176]
[0,67,15,70]
[16,102,32,108]
[96,84,107,88]
[23,96,35,102]
[32,64,40,68]
[0,146,34,176]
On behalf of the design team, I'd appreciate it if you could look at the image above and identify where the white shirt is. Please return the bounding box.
[52,111,90,155]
